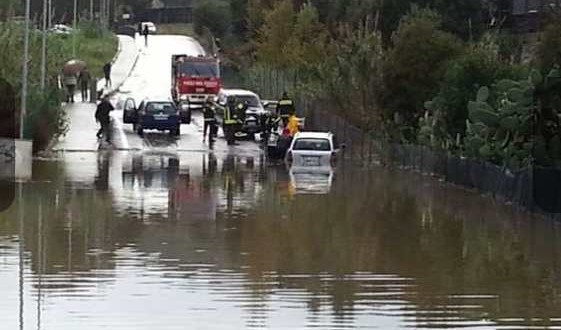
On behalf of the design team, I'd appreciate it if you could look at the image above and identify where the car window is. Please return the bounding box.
[234,95,260,107]
[146,102,176,114]
[292,138,331,151]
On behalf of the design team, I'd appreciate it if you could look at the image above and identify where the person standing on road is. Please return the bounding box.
[143,24,149,47]
[203,97,216,142]
[261,112,281,144]
[95,95,114,143]
[287,110,300,137]
[78,69,91,102]
[103,62,112,87]
[223,96,239,145]
[276,91,295,126]
[63,73,77,103]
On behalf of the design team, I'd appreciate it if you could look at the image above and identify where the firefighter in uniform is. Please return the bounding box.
[223,96,239,145]
[261,112,281,145]
[276,91,295,126]
[203,96,217,142]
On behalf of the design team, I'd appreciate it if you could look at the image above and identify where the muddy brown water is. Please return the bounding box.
[1,151,560,329]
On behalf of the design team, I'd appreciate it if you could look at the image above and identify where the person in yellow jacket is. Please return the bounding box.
[287,110,300,136]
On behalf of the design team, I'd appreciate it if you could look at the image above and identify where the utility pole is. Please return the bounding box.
[100,0,104,26]
[40,0,48,90]
[47,0,52,27]
[20,0,31,139]
[90,0,94,20]
[107,0,111,27]
[73,0,78,57]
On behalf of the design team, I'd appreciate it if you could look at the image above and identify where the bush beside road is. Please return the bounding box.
[0,21,118,152]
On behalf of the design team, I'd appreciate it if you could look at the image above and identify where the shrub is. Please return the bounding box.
[193,0,231,39]
[381,7,462,141]
[24,88,68,152]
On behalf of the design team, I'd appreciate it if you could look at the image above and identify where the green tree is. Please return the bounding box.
[428,43,503,138]
[381,7,462,140]
[193,0,232,38]
[255,0,295,69]
[286,2,327,69]
[318,16,384,129]
[230,0,248,38]
[537,19,561,72]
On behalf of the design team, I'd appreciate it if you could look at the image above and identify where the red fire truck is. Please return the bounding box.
[171,55,222,109]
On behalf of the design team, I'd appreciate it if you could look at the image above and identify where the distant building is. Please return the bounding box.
[510,0,560,33]
[138,0,193,24]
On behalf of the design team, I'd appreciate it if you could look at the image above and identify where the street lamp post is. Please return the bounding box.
[20,0,31,139]
[48,0,52,27]
[40,0,48,90]
[73,0,78,57]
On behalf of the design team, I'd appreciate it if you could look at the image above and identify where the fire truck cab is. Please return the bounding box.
[171,55,221,110]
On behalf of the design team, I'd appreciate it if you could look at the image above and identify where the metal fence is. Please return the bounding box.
[305,106,561,218]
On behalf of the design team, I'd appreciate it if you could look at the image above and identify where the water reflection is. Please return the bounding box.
[289,166,334,195]
[0,152,560,329]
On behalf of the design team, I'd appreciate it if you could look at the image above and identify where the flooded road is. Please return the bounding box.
[1,152,561,329]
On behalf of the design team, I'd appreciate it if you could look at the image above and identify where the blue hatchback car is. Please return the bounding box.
[123,98,189,137]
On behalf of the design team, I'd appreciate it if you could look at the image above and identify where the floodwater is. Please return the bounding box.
[1,151,561,329]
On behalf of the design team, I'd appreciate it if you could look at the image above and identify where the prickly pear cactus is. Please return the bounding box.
[465,72,536,168]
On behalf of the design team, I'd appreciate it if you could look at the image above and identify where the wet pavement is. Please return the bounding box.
[55,34,260,156]
[0,153,560,329]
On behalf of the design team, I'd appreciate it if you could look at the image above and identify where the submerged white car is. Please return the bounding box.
[286,132,343,167]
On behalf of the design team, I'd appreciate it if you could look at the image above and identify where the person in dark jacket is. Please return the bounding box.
[95,95,114,143]
[78,69,91,102]
[202,97,216,142]
[223,96,239,145]
[276,91,295,125]
[143,24,149,47]
[103,62,111,87]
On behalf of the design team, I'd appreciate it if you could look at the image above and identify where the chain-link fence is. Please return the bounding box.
[305,106,561,218]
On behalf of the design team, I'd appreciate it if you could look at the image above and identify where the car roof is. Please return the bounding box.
[294,132,333,139]
[219,89,260,97]
[141,96,174,103]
